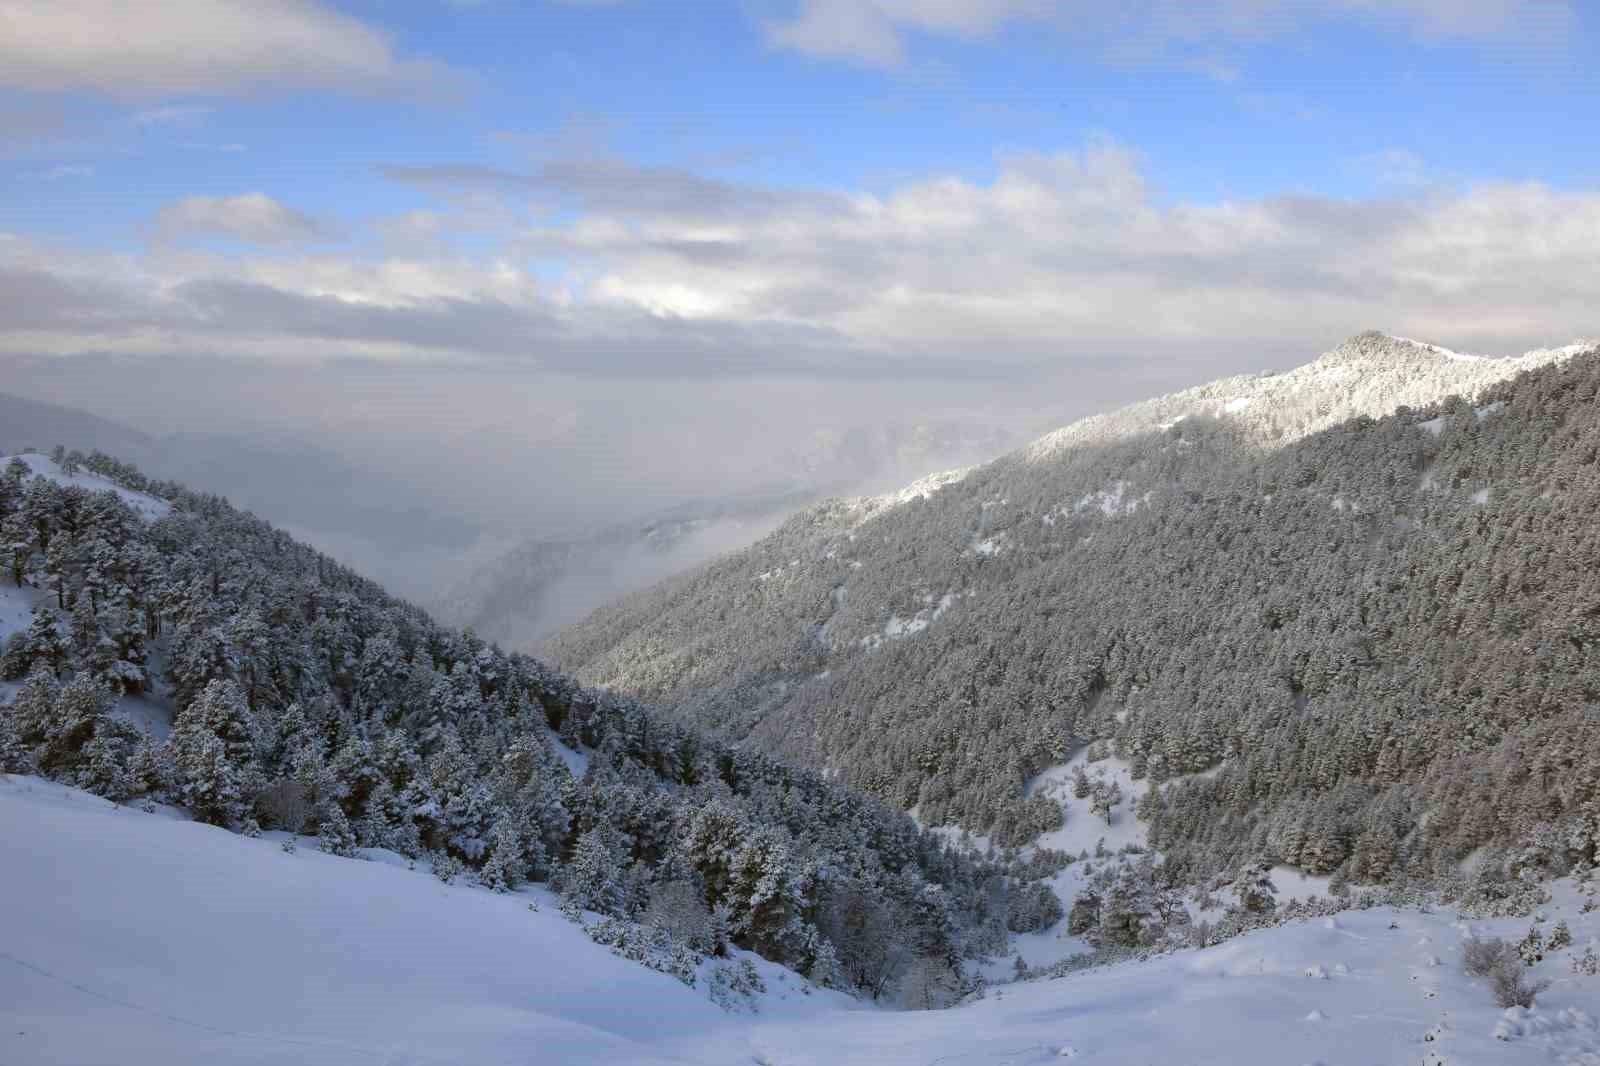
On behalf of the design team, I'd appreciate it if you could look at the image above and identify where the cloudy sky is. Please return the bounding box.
[1,1,1597,562]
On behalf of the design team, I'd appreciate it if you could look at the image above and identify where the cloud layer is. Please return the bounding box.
[1,144,1595,379]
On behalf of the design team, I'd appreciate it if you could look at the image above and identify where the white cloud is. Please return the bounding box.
[0,0,457,97]
[762,1,1574,69]
[2,146,1598,373]
[154,193,331,246]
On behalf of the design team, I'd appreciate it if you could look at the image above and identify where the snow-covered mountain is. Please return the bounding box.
[10,336,1600,1065]
[0,392,482,602]
[0,447,1039,1035]
[547,332,1600,872]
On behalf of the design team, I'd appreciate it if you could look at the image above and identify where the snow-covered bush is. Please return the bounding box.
[1461,935,1549,1008]
[433,853,464,884]
[587,917,701,988]
[1005,880,1064,933]
[708,958,765,1011]
[644,879,720,955]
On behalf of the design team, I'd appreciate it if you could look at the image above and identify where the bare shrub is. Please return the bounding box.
[254,778,311,833]
[1461,935,1550,1008]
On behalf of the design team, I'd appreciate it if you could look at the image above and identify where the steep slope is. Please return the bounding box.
[547,333,1600,880]
[0,450,1019,1006]
[5,774,1599,1065]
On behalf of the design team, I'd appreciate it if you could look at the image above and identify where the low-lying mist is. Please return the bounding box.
[4,352,1167,642]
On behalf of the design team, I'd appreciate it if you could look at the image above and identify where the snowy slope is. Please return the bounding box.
[1,454,177,732]
[1024,331,1591,461]
[0,775,852,1066]
[2,452,171,521]
[5,775,1599,1066]
[0,581,43,703]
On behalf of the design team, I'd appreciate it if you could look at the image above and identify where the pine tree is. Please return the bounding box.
[43,672,115,773]
[0,698,33,774]
[172,729,244,826]
[1231,860,1278,914]
[480,819,523,893]
[80,731,131,800]
[318,806,358,858]
[1517,925,1546,966]
[561,827,624,918]
[4,605,65,680]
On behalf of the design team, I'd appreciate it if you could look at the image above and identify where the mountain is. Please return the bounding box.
[0,449,1018,1007]
[0,392,483,602]
[437,419,1022,650]
[10,346,1600,1064]
[0,392,157,462]
[547,332,1600,880]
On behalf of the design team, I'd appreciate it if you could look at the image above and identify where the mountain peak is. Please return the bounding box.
[1022,330,1589,464]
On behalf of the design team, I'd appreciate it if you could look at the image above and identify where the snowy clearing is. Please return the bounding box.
[5,775,1599,1065]
[2,453,170,521]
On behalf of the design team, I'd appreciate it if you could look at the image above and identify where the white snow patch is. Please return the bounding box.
[3,453,170,521]
[1223,396,1254,413]
[1471,487,1490,505]
[1075,481,1144,518]
[549,730,590,778]
[1386,334,1484,361]
[1418,416,1448,437]
[1474,400,1506,420]
[0,580,44,645]
[115,693,173,741]
[851,466,972,515]
[874,593,958,646]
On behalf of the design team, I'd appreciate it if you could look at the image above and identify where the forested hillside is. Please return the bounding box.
[549,333,1600,888]
[0,449,1027,1004]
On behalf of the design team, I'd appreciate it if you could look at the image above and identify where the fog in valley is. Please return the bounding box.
[1,355,1125,635]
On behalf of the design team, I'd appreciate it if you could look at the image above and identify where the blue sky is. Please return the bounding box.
[5,1,1596,246]
[0,0,1597,387]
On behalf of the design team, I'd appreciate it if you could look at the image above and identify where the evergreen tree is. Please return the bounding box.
[318,806,359,858]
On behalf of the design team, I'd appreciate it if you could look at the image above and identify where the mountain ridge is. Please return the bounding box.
[547,331,1600,883]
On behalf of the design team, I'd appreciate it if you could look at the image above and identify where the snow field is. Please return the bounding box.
[5,774,1598,1065]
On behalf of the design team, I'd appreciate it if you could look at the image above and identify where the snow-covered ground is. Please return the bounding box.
[0,455,178,734]
[0,580,44,702]
[4,774,1598,1065]
[2,452,170,521]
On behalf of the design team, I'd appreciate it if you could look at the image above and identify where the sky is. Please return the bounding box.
[1,1,1598,584]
